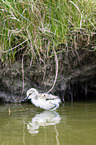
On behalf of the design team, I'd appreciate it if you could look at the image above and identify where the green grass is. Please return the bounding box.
[0,0,96,62]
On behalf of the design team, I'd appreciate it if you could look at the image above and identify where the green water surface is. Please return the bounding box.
[0,102,96,145]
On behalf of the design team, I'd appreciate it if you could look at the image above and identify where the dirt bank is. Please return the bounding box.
[0,32,96,102]
[0,48,96,103]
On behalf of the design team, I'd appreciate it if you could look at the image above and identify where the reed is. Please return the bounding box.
[0,0,96,63]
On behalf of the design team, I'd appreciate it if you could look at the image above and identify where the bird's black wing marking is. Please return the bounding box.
[46,98,56,101]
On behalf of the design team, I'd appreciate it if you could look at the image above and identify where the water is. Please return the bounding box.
[0,102,96,145]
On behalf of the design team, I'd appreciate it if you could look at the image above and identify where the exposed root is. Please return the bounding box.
[46,46,58,93]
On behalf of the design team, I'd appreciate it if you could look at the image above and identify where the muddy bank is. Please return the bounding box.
[0,47,96,103]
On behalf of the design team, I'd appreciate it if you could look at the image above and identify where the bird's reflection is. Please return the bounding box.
[26,111,61,134]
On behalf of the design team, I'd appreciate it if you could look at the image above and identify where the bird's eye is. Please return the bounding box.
[28,93,32,96]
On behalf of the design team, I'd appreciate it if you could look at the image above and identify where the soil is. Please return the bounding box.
[0,32,96,103]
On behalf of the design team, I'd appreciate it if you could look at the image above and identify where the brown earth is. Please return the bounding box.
[0,32,96,102]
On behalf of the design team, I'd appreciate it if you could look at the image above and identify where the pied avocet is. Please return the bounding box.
[22,88,61,111]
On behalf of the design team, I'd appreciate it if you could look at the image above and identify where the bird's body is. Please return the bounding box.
[23,88,61,111]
